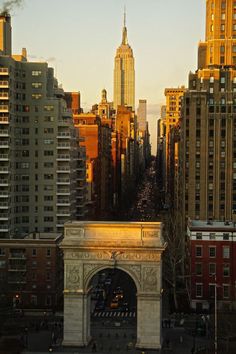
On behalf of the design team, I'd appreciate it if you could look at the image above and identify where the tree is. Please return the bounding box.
[162,210,185,311]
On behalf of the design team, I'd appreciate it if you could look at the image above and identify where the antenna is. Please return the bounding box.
[124,5,126,27]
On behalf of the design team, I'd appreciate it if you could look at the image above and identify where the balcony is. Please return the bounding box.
[0,202,8,208]
[56,167,70,173]
[0,154,9,160]
[0,81,9,88]
[0,116,9,124]
[0,141,9,148]
[56,200,70,206]
[56,211,70,217]
[57,132,70,138]
[0,179,9,186]
[9,253,26,259]
[57,154,70,161]
[0,191,9,197]
[0,167,9,173]
[57,178,70,184]
[0,225,9,231]
[62,109,72,118]
[0,213,8,220]
[57,143,70,149]
[0,93,9,100]
[0,68,9,75]
[0,129,9,136]
[56,189,70,195]
[8,279,26,284]
[0,105,9,112]
[8,266,26,271]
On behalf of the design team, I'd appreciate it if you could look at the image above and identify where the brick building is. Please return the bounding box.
[188,219,236,312]
[0,233,63,310]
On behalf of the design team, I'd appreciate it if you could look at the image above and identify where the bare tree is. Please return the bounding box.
[162,211,185,311]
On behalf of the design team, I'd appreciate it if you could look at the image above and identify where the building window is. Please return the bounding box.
[30,295,37,305]
[46,272,51,281]
[223,284,230,298]
[209,263,216,275]
[196,283,203,298]
[46,248,51,257]
[223,246,230,258]
[195,263,202,276]
[32,261,37,268]
[223,233,229,240]
[45,295,52,306]
[0,248,5,256]
[209,284,215,298]
[223,264,230,277]
[209,233,216,240]
[209,247,216,258]
[0,260,6,268]
[32,70,42,76]
[195,246,202,257]
[32,249,37,256]
[196,233,202,240]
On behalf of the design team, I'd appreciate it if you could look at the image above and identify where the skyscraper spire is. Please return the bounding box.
[122,7,128,45]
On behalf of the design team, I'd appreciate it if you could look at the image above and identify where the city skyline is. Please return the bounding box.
[8,0,206,152]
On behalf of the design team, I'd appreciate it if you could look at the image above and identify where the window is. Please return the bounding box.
[44,206,53,212]
[196,233,202,240]
[32,82,42,89]
[44,162,53,168]
[209,233,216,240]
[223,264,230,276]
[209,284,215,298]
[44,105,54,112]
[223,233,229,240]
[46,272,51,281]
[46,248,51,257]
[30,295,37,305]
[221,13,225,20]
[44,128,54,134]
[44,150,53,156]
[44,195,53,201]
[196,283,203,297]
[32,248,37,256]
[32,260,37,268]
[32,70,42,76]
[45,295,52,306]
[0,260,6,268]
[32,94,42,100]
[223,284,230,298]
[196,246,202,257]
[209,263,216,275]
[44,116,54,122]
[195,263,202,276]
[209,247,216,257]
[223,246,230,258]
[0,248,5,256]
[44,216,53,222]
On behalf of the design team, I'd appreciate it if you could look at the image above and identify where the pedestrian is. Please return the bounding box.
[179,335,183,343]
[92,341,97,352]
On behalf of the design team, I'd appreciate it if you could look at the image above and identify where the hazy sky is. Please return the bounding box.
[7,0,206,152]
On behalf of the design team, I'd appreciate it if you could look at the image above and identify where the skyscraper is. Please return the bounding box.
[180,0,236,222]
[113,11,135,111]
[0,13,85,238]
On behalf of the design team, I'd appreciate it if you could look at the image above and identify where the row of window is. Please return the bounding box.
[195,283,230,299]
[194,262,230,277]
[195,232,231,240]
[195,245,230,258]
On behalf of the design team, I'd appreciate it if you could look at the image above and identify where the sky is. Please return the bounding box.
[5,0,206,153]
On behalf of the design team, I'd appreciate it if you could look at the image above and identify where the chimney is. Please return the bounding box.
[22,47,27,59]
[0,12,12,56]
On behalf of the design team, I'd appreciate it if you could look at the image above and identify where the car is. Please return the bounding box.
[114,293,123,300]
[110,299,119,309]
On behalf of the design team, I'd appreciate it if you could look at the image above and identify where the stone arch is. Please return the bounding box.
[61,221,165,350]
[84,263,141,293]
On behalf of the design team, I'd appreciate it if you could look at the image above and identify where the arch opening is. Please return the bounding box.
[87,267,137,351]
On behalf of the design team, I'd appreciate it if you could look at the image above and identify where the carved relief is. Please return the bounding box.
[124,264,141,286]
[84,263,100,287]
[66,228,84,238]
[65,264,82,289]
[64,250,161,262]
[143,267,158,292]
[142,231,159,238]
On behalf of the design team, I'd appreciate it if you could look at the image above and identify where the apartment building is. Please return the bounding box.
[0,232,63,309]
[0,13,86,238]
[188,219,236,311]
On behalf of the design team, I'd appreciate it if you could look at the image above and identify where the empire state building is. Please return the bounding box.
[113,12,135,111]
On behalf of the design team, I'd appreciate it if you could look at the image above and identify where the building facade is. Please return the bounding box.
[0,13,85,238]
[188,220,236,311]
[113,13,135,111]
[0,233,63,309]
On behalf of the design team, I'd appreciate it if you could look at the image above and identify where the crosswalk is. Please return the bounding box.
[92,311,136,319]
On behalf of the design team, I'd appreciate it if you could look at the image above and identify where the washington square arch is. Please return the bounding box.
[60,221,165,350]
